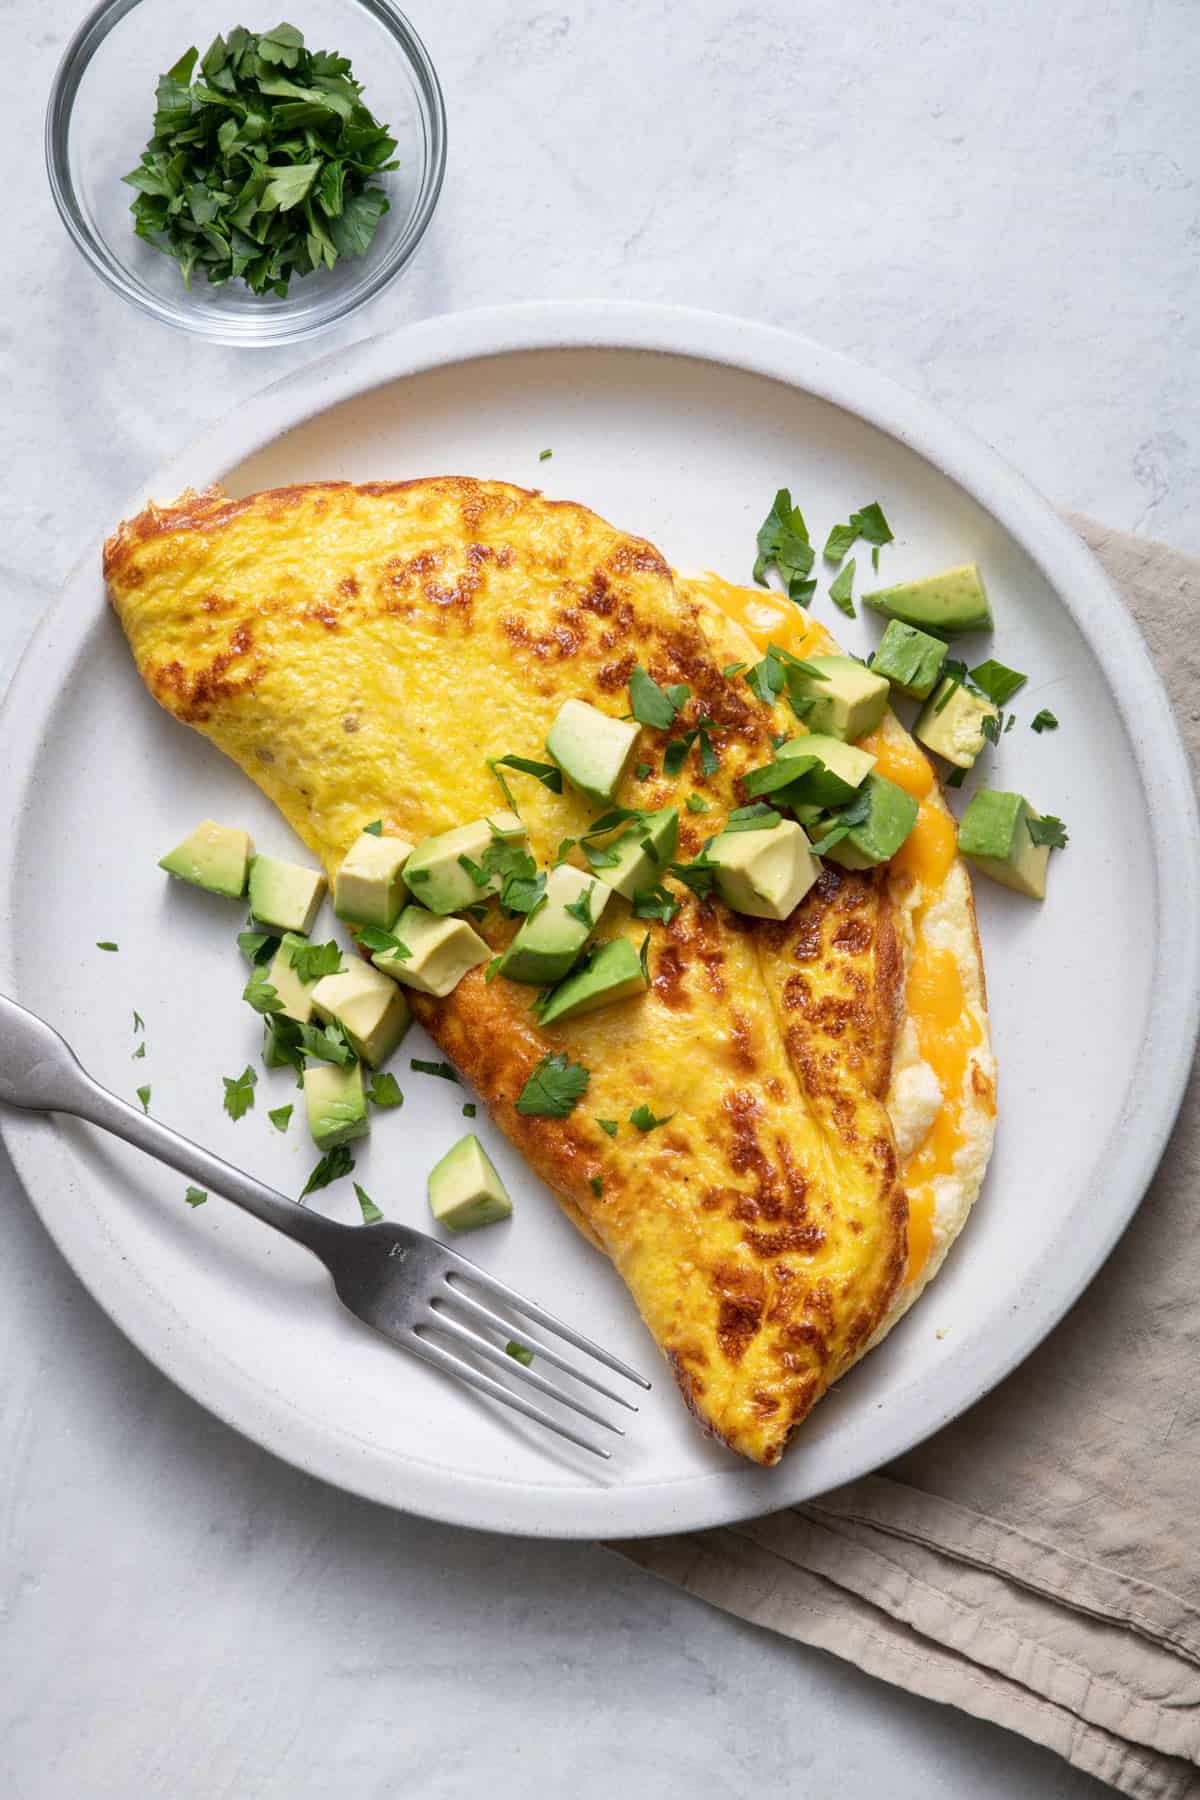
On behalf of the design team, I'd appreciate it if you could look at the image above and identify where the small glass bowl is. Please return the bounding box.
[45,0,446,346]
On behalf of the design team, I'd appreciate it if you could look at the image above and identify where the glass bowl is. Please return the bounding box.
[45,0,446,346]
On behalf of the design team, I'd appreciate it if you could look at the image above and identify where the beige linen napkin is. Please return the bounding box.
[616,520,1200,1800]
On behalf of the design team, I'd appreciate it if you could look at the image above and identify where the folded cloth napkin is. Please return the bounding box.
[615,520,1200,1800]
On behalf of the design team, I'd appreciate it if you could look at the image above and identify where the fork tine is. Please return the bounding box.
[405,1331,611,1459]
[443,1261,652,1390]
[428,1311,626,1436]
[438,1283,640,1412]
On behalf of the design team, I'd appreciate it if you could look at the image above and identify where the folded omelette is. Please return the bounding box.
[104,477,996,1465]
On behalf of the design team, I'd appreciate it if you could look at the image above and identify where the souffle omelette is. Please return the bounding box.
[104,477,996,1465]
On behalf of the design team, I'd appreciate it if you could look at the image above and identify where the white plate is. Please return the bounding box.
[2,302,1196,1538]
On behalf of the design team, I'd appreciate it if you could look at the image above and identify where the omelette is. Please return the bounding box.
[103,477,995,1465]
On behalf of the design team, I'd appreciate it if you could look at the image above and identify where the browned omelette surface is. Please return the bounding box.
[104,477,909,1464]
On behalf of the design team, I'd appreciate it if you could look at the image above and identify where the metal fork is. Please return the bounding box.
[0,994,649,1459]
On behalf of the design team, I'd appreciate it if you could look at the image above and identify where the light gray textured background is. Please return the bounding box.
[4,1,1196,1794]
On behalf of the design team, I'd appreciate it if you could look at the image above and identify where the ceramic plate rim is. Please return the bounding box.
[3,301,1197,1538]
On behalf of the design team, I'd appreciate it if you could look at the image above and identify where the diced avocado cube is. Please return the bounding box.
[536,936,649,1026]
[863,563,992,634]
[498,865,609,985]
[822,774,919,870]
[708,819,820,920]
[427,1133,512,1233]
[545,699,641,805]
[303,1061,369,1151]
[914,678,998,769]
[958,789,1050,899]
[870,621,950,700]
[592,808,679,901]
[775,734,876,808]
[333,831,414,929]
[266,931,334,1024]
[802,656,890,743]
[311,962,412,1066]
[373,905,490,997]
[159,820,253,898]
[248,854,327,934]
[403,813,527,916]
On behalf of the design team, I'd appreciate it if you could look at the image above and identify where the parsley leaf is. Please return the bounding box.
[981,712,1003,745]
[238,928,278,965]
[484,955,502,984]
[722,661,746,679]
[635,761,652,781]
[136,1085,151,1114]
[934,660,970,712]
[515,1053,590,1117]
[539,449,553,462]
[268,1104,293,1132]
[362,820,384,836]
[1031,709,1059,733]
[355,924,411,959]
[297,1021,357,1066]
[822,502,893,563]
[629,665,688,730]
[490,754,563,794]
[462,1102,477,1118]
[484,839,546,915]
[411,1059,458,1082]
[185,1185,207,1208]
[243,964,284,1015]
[299,1144,355,1200]
[366,1071,404,1108]
[686,793,709,813]
[630,1103,674,1132]
[97,941,118,952]
[263,1015,306,1079]
[288,939,342,983]
[132,1042,146,1060]
[506,1340,534,1365]
[753,488,815,602]
[828,557,857,618]
[663,730,697,776]
[354,1182,383,1224]
[632,884,681,926]
[945,766,967,789]
[1027,814,1069,849]
[970,660,1028,707]
[744,653,785,707]
[222,1065,256,1120]
[589,1175,603,1197]
[721,803,783,834]
[597,1118,619,1137]
[742,755,816,799]
[564,884,596,927]
[669,851,717,896]
[132,1010,145,1034]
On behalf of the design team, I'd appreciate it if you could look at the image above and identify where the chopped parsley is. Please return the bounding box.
[944,767,967,789]
[635,761,652,781]
[822,502,893,563]
[299,1143,355,1200]
[828,557,857,618]
[506,1340,534,1365]
[490,753,563,795]
[741,755,815,799]
[366,1071,404,1108]
[753,488,816,603]
[515,1052,590,1118]
[410,1059,458,1082]
[97,941,118,952]
[639,930,651,982]
[484,955,502,984]
[969,659,1028,707]
[933,659,969,713]
[632,884,681,926]
[1027,814,1069,849]
[355,924,411,959]
[242,965,284,1015]
[298,1021,356,1066]
[484,839,545,914]
[458,852,490,889]
[132,1010,145,1034]
[238,927,278,964]
[721,802,782,833]
[222,1065,256,1120]
[981,712,1003,745]
[132,1042,146,1060]
[354,1182,383,1224]
[263,1015,305,1078]
[184,1186,207,1208]
[685,793,709,813]
[564,885,596,927]
[287,939,342,982]
[872,545,881,572]
[136,1084,151,1113]
[597,1118,619,1137]
[1031,709,1059,733]
[589,1175,603,1197]
[268,1104,293,1131]
[629,664,689,730]
[362,820,383,836]
[630,1103,674,1132]
[462,1102,477,1118]
[722,661,747,679]
[539,449,553,462]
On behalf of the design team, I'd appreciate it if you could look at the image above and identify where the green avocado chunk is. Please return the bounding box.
[311,961,412,1066]
[914,678,998,769]
[822,774,919,870]
[427,1133,513,1232]
[545,699,641,804]
[870,620,950,700]
[333,830,414,929]
[957,789,1050,899]
[267,931,332,1024]
[403,813,527,916]
[373,905,490,997]
[248,854,327,935]
[775,734,877,808]
[159,820,253,898]
[863,563,992,634]
[800,656,889,742]
[708,818,821,920]
[498,865,609,985]
[592,808,679,900]
[536,937,649,1026]
[303,1061,369,1151]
